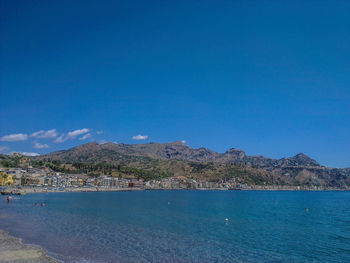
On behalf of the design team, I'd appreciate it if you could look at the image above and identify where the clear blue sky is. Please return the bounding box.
[0,0,349,167]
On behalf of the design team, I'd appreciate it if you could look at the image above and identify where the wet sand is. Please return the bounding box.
[0,230,59,263]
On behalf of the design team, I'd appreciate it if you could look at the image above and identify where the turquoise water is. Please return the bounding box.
[1,190,349,262]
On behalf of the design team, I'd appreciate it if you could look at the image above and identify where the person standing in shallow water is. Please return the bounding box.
[41,202,45,207]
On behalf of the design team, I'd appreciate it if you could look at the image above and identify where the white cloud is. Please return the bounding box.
[33,142,49,149]
[0,146,9,153]
[54,128,90,143]
[19,152,40,156]
[0,133,28,142]
[132,134,148,140]
[96,131,104,135]
[79,133,91,140]
[67,128,90,139]
[181,140,186,144]
[30,129,57,139]
[54,134,65,143]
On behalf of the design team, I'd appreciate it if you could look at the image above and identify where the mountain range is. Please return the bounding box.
[34,141,350,188]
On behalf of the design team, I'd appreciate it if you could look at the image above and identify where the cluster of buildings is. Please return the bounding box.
[0,166,241,190]
[1,167,338,191]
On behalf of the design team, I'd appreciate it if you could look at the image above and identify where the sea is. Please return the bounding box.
[0,190,349,263]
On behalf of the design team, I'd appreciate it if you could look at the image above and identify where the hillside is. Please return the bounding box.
[31,142,350,188]
[37,141,320,165]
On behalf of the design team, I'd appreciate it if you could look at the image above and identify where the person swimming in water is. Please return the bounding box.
[7,196,12,203]
[41,202,45,207]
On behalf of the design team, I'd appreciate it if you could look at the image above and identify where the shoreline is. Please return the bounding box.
[2,186,349,195]
[0,229,60,263]
[11,187,144,194]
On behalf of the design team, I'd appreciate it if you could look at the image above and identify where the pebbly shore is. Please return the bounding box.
[0,230,60,263]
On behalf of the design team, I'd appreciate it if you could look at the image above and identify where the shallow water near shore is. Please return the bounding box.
[1,190,350,262]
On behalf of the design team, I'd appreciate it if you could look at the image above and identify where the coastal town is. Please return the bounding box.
[0,164,340,194]
[0,165,247,191]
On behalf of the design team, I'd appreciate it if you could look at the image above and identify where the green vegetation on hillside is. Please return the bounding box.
[1,140,349,188]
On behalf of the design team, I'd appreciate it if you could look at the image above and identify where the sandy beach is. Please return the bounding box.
[0,230,59,263]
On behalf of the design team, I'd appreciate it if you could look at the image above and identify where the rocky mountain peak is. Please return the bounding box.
[224,148,246,159]
[292,153,319,166]
[168,141,186,145]
[278,153,320,167]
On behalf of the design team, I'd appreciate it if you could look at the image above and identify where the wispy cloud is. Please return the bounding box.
[67,128,90,139]
[55,134,65,143]
[33,142,49,149]
[96,131,104,135]
[79,133,91,140]
[0,146,9,153]
[30,129,57,139]
[99,139,108,144]
[19,152,40,156]
[0,133,28,142]
[132,134,148,140]
[55,128,90,143]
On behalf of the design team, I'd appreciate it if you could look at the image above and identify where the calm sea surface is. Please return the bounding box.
[0,190,349,262]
